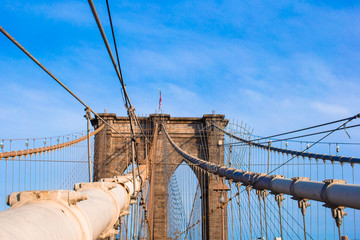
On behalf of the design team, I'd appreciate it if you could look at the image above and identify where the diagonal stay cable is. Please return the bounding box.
[214,114,360,172]
[184,183,200,239]
[87,0,131,109]
[214,115,360,164]
[104,0,148,141]
[268,123,360,143]
[87,0,147,194]
[105,0,125,105]
[268,115,358,174]
[88,0,147,142]
[0,26,88,110]
[0,26,127,138]
[251,115,359,142]
[223,123,360,147]
[166,120,359,239]
[165,116,359,239]
[212,115,360,193]
[173,190,240,240]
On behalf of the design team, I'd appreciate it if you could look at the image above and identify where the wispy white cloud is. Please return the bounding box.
[1,0,360,141]
[6,1,93,26]
[312,102,350,117]
[0,82,85,138]
[242,89,264,102]
[168,83,197,99]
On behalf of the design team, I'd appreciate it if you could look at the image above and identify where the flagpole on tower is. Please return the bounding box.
[159,88,162,112]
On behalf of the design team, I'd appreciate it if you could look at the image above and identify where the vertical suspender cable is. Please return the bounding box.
[85,108,92,182]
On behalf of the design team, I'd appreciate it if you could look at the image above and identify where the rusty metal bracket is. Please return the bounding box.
[119,205,131,217]
[245,185,253,196]
[331,206,347,228]
[275,193,285,208]
[298,199,311,216]
[331,206,347,239]
[99,228,119,239]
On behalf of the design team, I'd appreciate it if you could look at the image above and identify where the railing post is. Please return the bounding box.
[85,108,92,182]
[248,143,252,171]
[267,141,271,174]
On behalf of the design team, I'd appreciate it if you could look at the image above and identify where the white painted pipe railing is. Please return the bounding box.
[0,166,147,240]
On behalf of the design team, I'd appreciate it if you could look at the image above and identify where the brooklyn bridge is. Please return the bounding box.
[0,1,359,240]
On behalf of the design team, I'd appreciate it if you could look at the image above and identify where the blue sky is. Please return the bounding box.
[1,0,360,141]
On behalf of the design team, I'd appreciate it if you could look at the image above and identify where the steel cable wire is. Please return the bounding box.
[0,26,128,139]
[223,123,360,147]
[165,122,360,239]
[87,0,130,107]
[215,121,360,165]
[250,114,360,142]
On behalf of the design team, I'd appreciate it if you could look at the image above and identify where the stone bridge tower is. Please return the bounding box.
[91,113,229,239]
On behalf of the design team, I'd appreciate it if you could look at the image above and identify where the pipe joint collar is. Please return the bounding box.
[242,171,254,186]
[269,175,285,194]
[74,182,118,192]
[251,173,267,190]
[101,177,131,194]
[321,179,347,208]
[7,190,88,208]
[289,177,310,200]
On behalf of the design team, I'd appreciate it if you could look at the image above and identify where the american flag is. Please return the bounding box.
[159,89,162,110]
